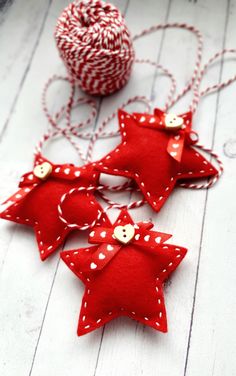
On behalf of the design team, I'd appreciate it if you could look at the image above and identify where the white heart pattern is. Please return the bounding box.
[100,231,107,238]
[28,174,34,180]
[107,245,114,251]
[135,233,140,241]
[64,168,70,175]
[149,117,155,123]
[98,253,105,260]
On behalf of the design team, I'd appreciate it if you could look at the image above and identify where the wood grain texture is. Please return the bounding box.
[185,1,236,375]
[0,0,52,137]
[92,1,232,376]
[0,0,235,375]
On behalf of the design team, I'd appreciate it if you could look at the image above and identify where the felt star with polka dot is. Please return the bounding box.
[95,109,218,211]
[0,155,107,261]
[61,209,187,336]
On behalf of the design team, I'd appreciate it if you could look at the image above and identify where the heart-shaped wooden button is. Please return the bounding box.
[33,162,53,180]
[113,224,135,244]
[165,113,183,130]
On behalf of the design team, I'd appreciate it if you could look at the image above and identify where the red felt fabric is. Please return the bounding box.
[95,109,218,211]
[61,210,187,336]
[134,109,193,162]
[0,155,107,260]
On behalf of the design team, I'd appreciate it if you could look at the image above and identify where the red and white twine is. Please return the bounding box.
[35,1,236,230]
[55,0,135,95]
[58,184,145,230]
[55,0,204,101]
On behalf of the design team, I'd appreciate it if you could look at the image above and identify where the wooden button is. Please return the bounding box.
[113,224,135,244]
[33,162,53,180]
[165,114,183,130]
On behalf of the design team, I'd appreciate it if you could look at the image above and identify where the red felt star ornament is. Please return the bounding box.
[0,155,107,260]
[61,209,187,336]
[95,109,218,211]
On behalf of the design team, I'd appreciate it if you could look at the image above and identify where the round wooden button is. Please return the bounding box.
[165,114,183,130]
[33,162,53,180]
[113,224,135,244]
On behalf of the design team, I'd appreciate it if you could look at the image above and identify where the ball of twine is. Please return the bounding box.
[55,0,135,96]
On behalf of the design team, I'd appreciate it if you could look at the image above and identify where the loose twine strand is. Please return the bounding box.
[36,19,236,229]
[37,22,203,160]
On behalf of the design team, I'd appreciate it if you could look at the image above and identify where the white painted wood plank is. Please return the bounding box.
[92,1,230,376]
[185,0,236,374]
[0,0,51,135]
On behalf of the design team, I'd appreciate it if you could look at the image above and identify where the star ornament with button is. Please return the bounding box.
[61,209,187,336]
[95,109,218,212]
[0,155,108,260]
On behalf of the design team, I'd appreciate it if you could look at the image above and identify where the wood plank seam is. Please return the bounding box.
[150,0,172,102]
[89,1,232,374]
[28,257,61,376]
[0,0,54,269]
[0,0,53,143]
[0,222,16,273]
[27,1,130,372]
[183,1,231,374]
[92,1,173,373]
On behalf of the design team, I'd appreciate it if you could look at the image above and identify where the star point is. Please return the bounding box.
[95,109,218,211]
[0,155,106,260]
[61,210,187,336]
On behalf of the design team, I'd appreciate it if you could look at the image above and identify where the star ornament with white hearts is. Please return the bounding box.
[95,109,218,211]
[61,210,187,336]
[0,155,107,261]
